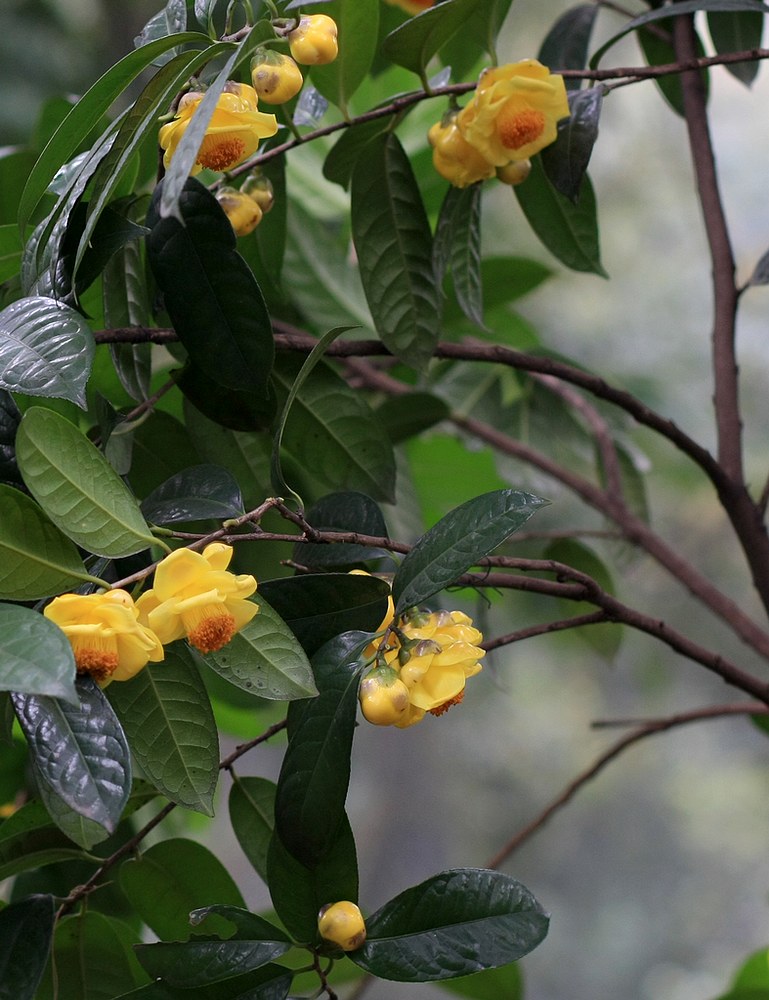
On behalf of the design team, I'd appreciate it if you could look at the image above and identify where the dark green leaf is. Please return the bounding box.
[275,632,370,867]
[103,235,153,403]
[0,390,22,487]
[392,488,548,612]
[259,575,390,656]
[538,4,598,88]
[382,0,487,77]
[202,596,317,701]
[16,406,157,557]
[0,801,96,882]
[298,490,389,567]
[442,256,552,326]
[267,812,358,943]
[243,155,287,290]
[119,838,245,942]
[107,647,219,815]
[309,0,380,114]
[229,777,276,882]
[637,23,708,116]
[147,178,274,396]
[434,184,483,327]
[0,296,94,406]
[135,935,291,988]
[748,246,769,286]
[354,869,548,981]
[190,905,290,942]
[0,223,22,283]
[437,962,523,999]
[377,391,450,443]
[0,894,55,1000]
[113,963,292,1000]
[541,86,603,203]
[177,362,278,433]
[351,133,441,371]
[0,603,77,705]
[13,679,131,845]
[708,10,764,84]
[323,118,393,190]
[140,464,245,525]
[514,157,607,276]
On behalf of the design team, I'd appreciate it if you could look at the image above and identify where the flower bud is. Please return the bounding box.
[496,159,532,186]
[359,667,410,726]
[318,901,366,951]
[289,14,338,66]
[241,172,275,214]
[250,49,304,104]
[216,187,264,237]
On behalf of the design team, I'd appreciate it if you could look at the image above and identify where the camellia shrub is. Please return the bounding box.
[1,0,769,997]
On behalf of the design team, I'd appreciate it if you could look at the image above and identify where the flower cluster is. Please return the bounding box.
[45,543,258,685]
[359,608,485,728]
[429,60,569,189]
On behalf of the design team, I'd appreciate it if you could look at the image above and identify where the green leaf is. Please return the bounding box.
[541,86,603,203]
[377,391,450,444]
[353,869,549,981]
[119,838,246,942]
[0,390,22,487]
[113,963,292,999]
[0,894,55,1000]
[351,132,441,371]
[514,157,607,277]
[0,296,94,406]
[434,184,483,328]
[135,933,291,988]
[107,647,219,815]
[0,801,96,882]
[13,679,131,844]
[309,0,380,114]
[437,962,523,999]
[0,223,22,283]
[274,632,370,868]
[0,603,77,705]
[297,490,389,567]
[229,777,276,882]
[103,239,153,403]
[538,4,598,88]
[272,354,397,504]
[637,22,708,117]
[16,406,156,558]
[140,464,245,525]
[382,0,487,77]
[147,178,274,397]
[708,9,764,84]
[258,575,390,656]
[176,363,278,433]
[202,597,317,701]
[189,905,291,942]
[267,812,358,943]
[392,488,548,613]
[323,118,393,191]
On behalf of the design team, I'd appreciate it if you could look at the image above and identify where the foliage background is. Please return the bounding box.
[4,1,769,998]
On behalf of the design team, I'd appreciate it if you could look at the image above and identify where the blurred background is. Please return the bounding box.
[4,1,769,998]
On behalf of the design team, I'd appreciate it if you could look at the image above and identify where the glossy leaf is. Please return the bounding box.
[113,963,292,1000]
[13,679,131,844]
[541,86,603,203]
[297,490,390,567]
[310,0,380,114]
[229,777,276,882]
[382,0,487,77]
[0,296,94,406]
[351,132,441,371]
[267,812,358,943]
[136,932,291,988]
[392,488,548,613]
[0,603,77,705]
[353,868,549,981]
[258,574,390,655]
[433,184,484,327]
[119,838,245,942]
[202,597,317,701]
[0,800,96,881]
[538,4,598,88]
[16,406,157,557]
[708,9,764,84]
[140,464,245,525]
[274,632,370,867]
[107,647,219,815]
[0,894,55,1000]
[514,157,607,277]
[147,178,274,396]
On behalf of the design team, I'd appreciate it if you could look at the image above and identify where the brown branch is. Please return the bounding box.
[486,702,769,868]
[482,611,609,652]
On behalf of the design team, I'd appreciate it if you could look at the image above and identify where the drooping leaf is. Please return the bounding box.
[119,838,246,942]
[0,800,96,882]
[103,235,153,403]
[229,777,276,882]
[135,931,291,988]
[297,490,390,568]
[538,4,598,88]
[16,406,157,557]
[637,21,709,116]
[107,646,219,815]
[309,0,380,114]
[176,362,278,433]
[202,597,317,701]
[258,575,390,656]
[0,296,94,406]
[13,679,131,845]
[708,9,764,84]
[147,177,274,397]
[323,118,393,191]
[274,632,370,868]
[351,132,441,371]
[541,85,603,203]
[113,963,292,1000]
[0,894,55,1000]
[353,869,549,981]
[392,488,548,613]
[433,184,484,327]
[514,157,607,276]
[382,0,487,77]
[140,464,245,525]
[0,223,22,283]
[0,603,78,705]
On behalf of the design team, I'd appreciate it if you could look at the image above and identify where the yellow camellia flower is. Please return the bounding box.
[216,186,264,237]
[136,543,258,654]
[318,901,367,951]
[251,50,304,104]
[359,666,411,726]
[158,82,278,175]
[44,589,164,684]
[457,59,569,166]
[428,118,496,189]
[384,0,434,12]
[288,14,338,66]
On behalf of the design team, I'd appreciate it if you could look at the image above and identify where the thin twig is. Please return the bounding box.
[482,612,609,652]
